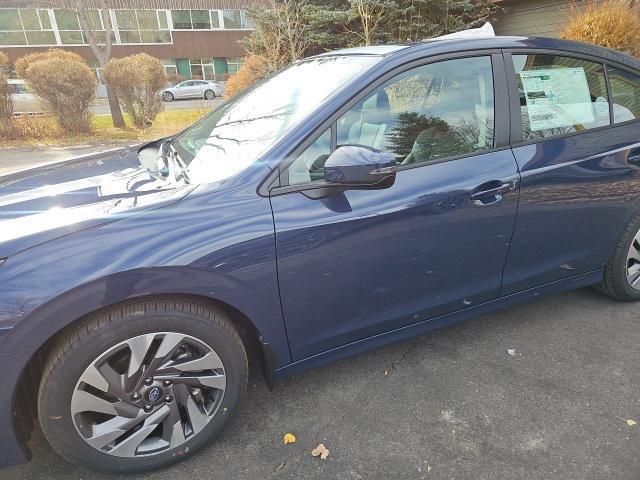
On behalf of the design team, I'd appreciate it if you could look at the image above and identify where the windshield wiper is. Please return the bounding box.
[147,139,190,184]
[167,143,191,184]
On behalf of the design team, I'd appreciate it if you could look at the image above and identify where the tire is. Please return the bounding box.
[38,298,248,473]
[162,92,174,102]
[204,89,216,100]
[597,212,640,301]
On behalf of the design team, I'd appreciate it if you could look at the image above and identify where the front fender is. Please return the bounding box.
[0,266,290,368]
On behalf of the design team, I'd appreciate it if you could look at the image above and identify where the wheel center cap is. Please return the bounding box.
[145,386,163,403]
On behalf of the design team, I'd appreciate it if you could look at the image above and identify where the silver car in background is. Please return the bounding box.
[9,79,46,115]
[161,80,223,101]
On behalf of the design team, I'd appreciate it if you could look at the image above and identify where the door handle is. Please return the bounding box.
[470,181,515,206]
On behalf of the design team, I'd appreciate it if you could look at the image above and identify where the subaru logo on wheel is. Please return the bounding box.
[146,387,162,402]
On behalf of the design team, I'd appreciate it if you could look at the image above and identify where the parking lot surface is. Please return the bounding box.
[0,288,638,480]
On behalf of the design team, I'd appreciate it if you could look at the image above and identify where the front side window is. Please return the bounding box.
[512,54,610,141]
[338,56,495,166]
[287,56,495,184]
[608,67,640,124]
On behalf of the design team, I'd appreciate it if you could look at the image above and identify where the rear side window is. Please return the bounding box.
[512,54,610,141]
[608,67,640,124]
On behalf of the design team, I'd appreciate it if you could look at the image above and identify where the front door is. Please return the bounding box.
[270,55,521,360]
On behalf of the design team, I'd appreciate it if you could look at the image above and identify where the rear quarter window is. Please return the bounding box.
[607,67,640,124]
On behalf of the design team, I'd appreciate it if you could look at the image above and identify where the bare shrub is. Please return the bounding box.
[225,54,270,98]
[15,49,96,134]
[102,54,167,129]
[12,116,63,141]
[561,0,640,55]
[0,51,14,139]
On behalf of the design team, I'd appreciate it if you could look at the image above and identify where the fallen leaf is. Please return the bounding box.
[275,462,285,471]
[311,443,329,459]
[507,349,517,356]
[283,433,296,445]
[626,419,637,426]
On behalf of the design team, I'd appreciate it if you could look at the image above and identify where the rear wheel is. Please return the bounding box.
[204,89,216,100]
[38,298,247,473]
[597,212,640,301]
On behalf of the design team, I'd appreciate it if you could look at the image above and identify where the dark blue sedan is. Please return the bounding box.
[0,36,639,473]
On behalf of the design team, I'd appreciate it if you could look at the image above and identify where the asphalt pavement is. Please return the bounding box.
[0,146,638,479]
[0,289,638,480]
[91,97,221,115]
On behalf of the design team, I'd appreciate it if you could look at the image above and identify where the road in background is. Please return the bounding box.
[90,98,223,115]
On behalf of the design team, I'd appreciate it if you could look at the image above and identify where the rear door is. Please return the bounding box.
[501,51,640,295]
[191,81,207,98]
[270,53,520,360]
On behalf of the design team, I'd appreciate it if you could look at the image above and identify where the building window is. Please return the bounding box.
[0,8,56,46]
[240,11,254,29]
[82,10,115,45]
[227,57,244,74]
[171,10,191,29]
[114,9,171,44]
[191,10,210,29]
[190,59,215,80]
[54,9,85,44]
[163,59,178,76]
[222,10,242,29]
[210,10,221,29]
[171,10,224,30]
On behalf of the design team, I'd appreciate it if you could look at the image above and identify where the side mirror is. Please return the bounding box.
[324,145,397,188]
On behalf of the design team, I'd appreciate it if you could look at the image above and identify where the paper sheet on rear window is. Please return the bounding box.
[519,67,594,131]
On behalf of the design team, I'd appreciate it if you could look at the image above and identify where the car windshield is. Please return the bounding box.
[172,55,380,184]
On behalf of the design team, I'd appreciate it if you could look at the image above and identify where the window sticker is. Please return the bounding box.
[519,67,594,131]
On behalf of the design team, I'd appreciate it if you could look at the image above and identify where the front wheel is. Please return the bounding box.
[597,212,640,301]
[38,298,248,473]
[162,92,174,102]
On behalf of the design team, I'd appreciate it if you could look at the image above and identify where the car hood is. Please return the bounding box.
[0,144,195,258]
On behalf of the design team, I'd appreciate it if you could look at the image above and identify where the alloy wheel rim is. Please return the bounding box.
[71,332,226,458]
[626,230,640,289]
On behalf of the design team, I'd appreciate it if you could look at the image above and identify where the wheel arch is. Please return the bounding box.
[9,269,283,462]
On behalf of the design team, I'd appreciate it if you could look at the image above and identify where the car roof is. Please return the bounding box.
[8,79,26,84]
[316,36,640,71]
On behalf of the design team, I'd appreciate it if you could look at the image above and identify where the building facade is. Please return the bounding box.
[493,0,639,38]
[0,0,260,81]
